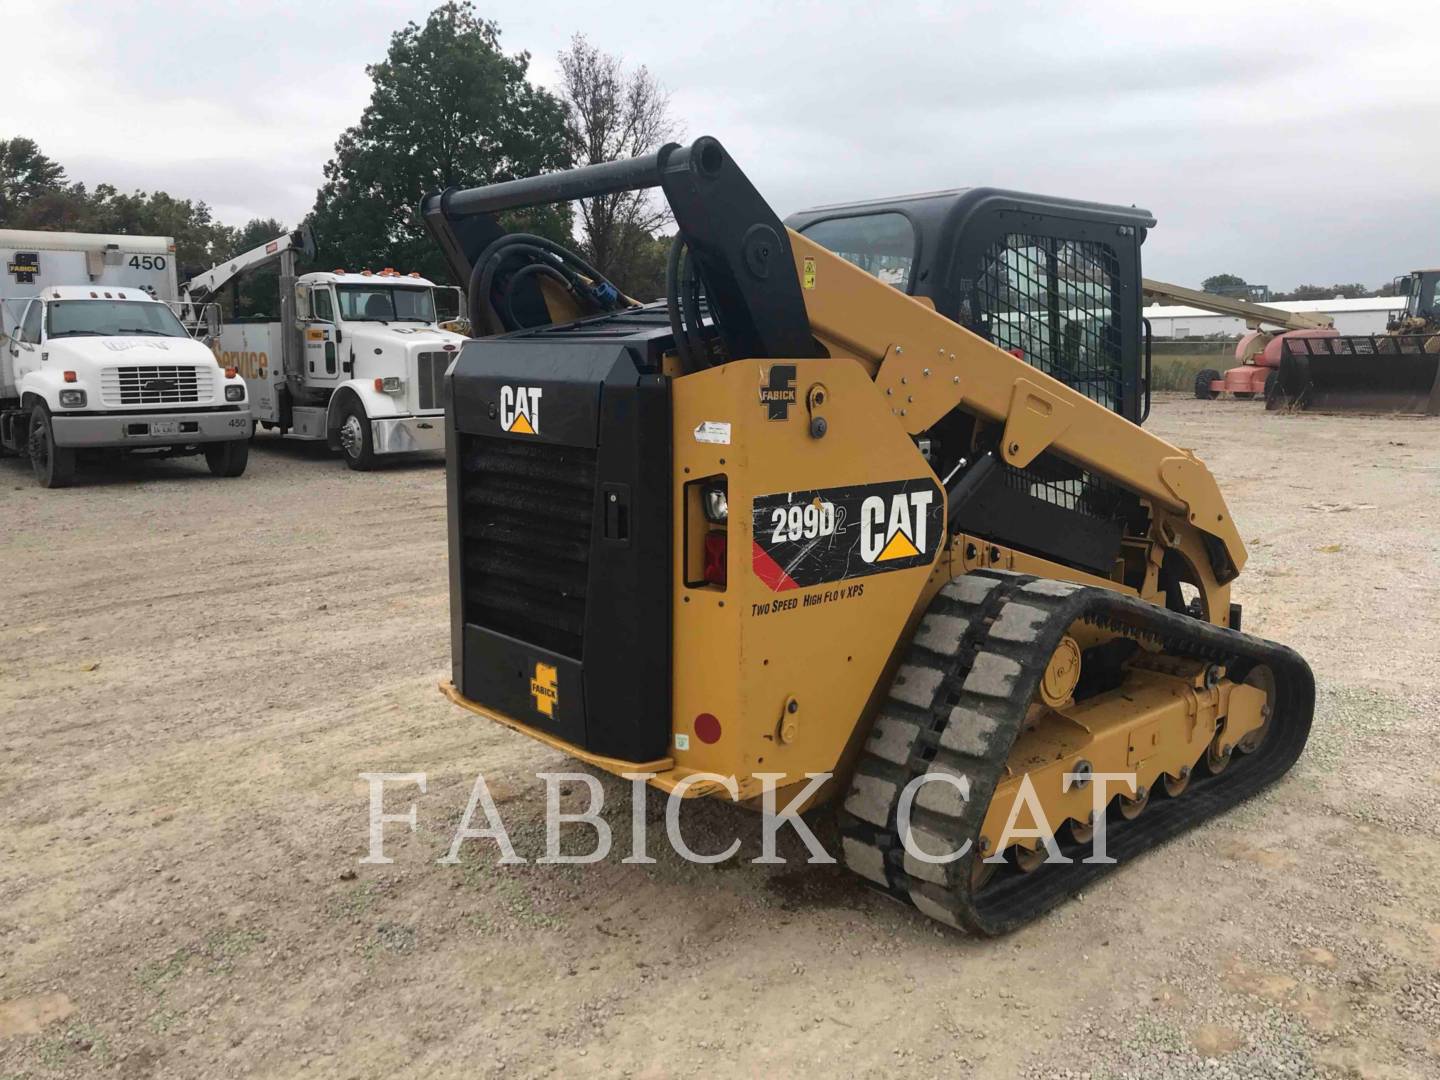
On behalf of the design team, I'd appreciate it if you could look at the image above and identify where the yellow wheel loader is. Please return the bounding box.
[420,138,1314,934]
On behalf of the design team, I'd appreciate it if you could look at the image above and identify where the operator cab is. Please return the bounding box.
[785,189,1154,424]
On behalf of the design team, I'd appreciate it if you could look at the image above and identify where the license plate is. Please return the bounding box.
[150,421,178,436]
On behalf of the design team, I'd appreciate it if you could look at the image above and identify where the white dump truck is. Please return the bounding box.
[1,229,251,487]
[186,228,465,470]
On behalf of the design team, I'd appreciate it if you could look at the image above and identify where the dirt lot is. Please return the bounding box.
[2,397,1438,1079]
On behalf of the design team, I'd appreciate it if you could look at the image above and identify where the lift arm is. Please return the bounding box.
[1142,278,1332,331]
[181,226,316,302]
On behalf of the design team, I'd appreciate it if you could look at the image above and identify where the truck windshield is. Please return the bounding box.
[336,285,436,323]
[46,300,188,339]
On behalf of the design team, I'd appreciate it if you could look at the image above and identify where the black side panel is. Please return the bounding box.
[448,336,672,762]
[582,373,671,760]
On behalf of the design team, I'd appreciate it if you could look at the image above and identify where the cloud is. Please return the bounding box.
[2,0,1435,287]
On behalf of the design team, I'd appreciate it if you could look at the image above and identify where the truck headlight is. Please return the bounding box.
[225,385,246,402]
[58,389,87,408]
[375,376,403,393]
[702,483,729,523]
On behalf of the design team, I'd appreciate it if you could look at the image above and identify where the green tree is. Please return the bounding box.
[1273,283,1373,301]
[1201,273,1248,293]
[0,137,67,222]
[307,2,572,284]
[209,217,290,318]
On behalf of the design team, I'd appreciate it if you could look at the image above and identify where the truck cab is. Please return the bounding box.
[213,262,465,470]
[1,286,251,487]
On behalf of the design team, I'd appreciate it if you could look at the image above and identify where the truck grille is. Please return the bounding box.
[101,365,213,407]
[458,436,595,659]
[417,351,451,412]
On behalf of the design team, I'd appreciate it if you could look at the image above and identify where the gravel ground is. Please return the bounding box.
[1,397,1438,1079]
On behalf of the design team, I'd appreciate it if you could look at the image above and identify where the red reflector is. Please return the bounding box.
[225,367,238,379]
[63,370,77,383]
[703,531,727,586]
[694,713,722,744]
[374,377,384,391]
[1007,346,1025,360]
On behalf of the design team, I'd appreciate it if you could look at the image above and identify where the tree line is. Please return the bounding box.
[1200,273,1404,302]
[0,3,676,307]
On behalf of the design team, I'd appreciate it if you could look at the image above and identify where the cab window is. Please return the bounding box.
[800,212,916,291]
[311,288,335,322]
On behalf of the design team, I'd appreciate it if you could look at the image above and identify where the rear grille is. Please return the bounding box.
[459,436,596,659]
[101,365,213,407]
[1003,452,1141,524]
[417,351,451,411]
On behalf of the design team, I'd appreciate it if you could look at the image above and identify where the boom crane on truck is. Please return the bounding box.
[184,227,468,469]
[422,137,1314,935]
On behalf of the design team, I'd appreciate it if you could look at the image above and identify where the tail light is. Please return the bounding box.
[703,531,727,587]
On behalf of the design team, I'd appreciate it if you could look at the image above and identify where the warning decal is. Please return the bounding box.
[752,477,945,591]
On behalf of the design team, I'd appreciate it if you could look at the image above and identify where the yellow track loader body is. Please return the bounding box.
[423,138,1314,933]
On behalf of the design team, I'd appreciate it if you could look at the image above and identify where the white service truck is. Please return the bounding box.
[1,230,251,487]
[187,228,465,470]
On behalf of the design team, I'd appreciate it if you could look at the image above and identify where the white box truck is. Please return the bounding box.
[1,230,251,487]
[186,228,465,470]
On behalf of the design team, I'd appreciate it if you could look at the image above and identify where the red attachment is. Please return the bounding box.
[694,713,722,744]
[374,377,384,391]
[703,531,727,587]
[1007,347,1025,360]
[63,370,77,383]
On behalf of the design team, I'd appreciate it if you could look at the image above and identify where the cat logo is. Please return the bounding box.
[499,385,542,435]
[860,490,935,563]
[530,662,558,717]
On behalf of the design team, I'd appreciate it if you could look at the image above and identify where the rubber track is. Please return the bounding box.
[838,570,1315,936]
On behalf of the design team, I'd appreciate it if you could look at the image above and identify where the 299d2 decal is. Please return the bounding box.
[751,478,945,591]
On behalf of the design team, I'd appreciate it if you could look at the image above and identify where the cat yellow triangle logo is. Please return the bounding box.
[876,528,920,561]
[507,413,536,435]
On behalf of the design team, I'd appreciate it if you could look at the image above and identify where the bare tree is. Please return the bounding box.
[557,35,679,294]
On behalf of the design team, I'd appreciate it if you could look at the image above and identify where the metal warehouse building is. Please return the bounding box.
[1142,296,1403,338]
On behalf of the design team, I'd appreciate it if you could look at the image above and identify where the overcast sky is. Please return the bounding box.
[4,0,1436,288]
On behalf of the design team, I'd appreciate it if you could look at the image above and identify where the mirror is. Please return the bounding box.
[295,283,312,321]
[205,305,221,340]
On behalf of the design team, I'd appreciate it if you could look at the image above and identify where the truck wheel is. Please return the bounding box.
[204,438,250,478]
[1194,369,1222,400]
[337,399,376,471]
[27,403,76,488]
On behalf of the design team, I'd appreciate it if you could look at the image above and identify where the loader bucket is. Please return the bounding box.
[1267,334,1440,415]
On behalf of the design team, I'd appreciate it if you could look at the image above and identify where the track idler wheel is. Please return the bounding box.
[1237,665,1277,754]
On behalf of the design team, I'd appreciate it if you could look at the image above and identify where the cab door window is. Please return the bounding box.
[311,287,335,323]
[21,300,43,343]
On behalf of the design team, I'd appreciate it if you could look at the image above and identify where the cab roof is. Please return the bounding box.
[39,285,166,302]
[302,269,441,288]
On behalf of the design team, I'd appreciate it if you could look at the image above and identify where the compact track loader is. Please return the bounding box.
[422,138,1314,934]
